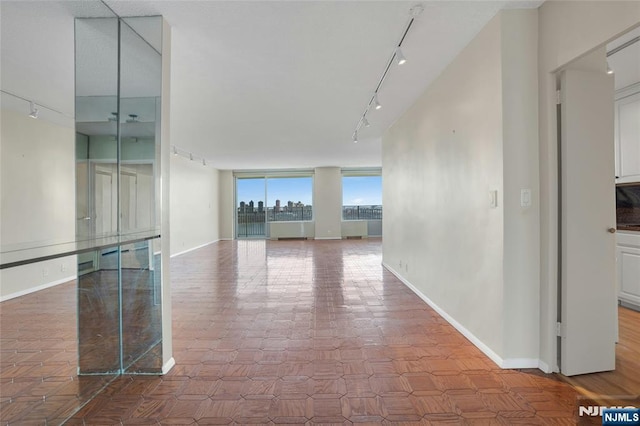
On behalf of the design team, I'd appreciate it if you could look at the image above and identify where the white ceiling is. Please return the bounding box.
[2,1,547,170]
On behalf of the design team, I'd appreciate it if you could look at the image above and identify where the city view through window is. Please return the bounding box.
[342,175,382,220]
[236,175,382,237]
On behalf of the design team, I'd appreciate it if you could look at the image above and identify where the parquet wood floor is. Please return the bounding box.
[2,239,584,425]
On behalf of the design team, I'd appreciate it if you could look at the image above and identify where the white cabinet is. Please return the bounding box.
[617,231,640,308]
[614,89,640,183]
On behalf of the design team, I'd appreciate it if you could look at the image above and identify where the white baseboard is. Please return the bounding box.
[382,262,541,371]
[0,275,76,302]
[314,237,342,240]
[501,358,540,369]
[538,359,552,373]
[162,357,176,374]
[170,240,219,258]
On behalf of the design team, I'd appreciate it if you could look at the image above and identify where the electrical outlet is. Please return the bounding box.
[61,263,67,272]
[42,268,49,277]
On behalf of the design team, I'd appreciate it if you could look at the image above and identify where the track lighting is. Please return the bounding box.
[350,4,421,144]
[395,47,407,65]
[108,112,118,122]
[202,159,206,166]
[173,146,178,156]
[190,153,194,161]
[126,114,139,123]
[28,101,39,119]
[606,65,614,75]
[373,94,382,110]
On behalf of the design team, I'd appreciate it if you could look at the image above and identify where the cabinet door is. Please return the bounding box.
[618,244,640,306]
[616,92,640,180]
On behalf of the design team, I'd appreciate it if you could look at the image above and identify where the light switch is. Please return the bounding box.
[489,190,498,208]
[521,189,532,207]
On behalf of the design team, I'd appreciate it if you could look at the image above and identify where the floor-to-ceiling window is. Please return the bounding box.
[236,177,266,238]
[342,170,382,236]
[235,173,314,239]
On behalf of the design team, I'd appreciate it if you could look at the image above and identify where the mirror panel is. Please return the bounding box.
[119,17,163,373]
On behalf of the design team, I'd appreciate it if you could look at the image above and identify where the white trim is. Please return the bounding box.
[538,359,553,373]
[501,358,540,369]
[0,275,76,302]
[314,237,342,240]
[219,238,234,241]
[615,81,640,101]
[162,357,175,374]
[170,240,219,258]
[383,262,544,370]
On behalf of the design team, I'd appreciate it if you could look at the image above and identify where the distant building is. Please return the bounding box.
[258,201,264,213]
[249,200,254,212]
[240,201,245,213]
[275,199,281,212]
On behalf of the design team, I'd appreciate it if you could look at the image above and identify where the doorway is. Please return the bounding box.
[556,26,640,390]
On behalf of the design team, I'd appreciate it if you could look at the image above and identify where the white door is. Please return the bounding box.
[95,168,115,236]
[560,69,617,376]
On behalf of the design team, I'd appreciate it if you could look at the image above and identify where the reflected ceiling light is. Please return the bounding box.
[373,94,382,110]
[28,101,39,119]
[395,47,407,65]
[362,116,370,127]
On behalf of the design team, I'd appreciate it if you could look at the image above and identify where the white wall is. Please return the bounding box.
[169,154,220,256]
[0,102,77,301]
[501,11,540,361]
[0,2,78,300]
[314,167,342,239]
[218,170,234,240]
[382,10,540,366]
[537,0,640,372]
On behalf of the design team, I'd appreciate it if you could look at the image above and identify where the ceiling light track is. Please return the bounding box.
[351,4,423,143]
[172,145,211,167]
[0,89,74,119]
[606,35,640,57]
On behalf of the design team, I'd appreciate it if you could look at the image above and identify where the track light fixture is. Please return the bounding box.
[173,146,178,155]
[28,101,39,119]
[373,93,382,110]
[606,65,614,75]
[395,47,407,65]
[350,4,422,143]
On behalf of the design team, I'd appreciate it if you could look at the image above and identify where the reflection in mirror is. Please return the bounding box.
[75,16,121,376]
[75,14,164,375]
[119,17,163,373]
